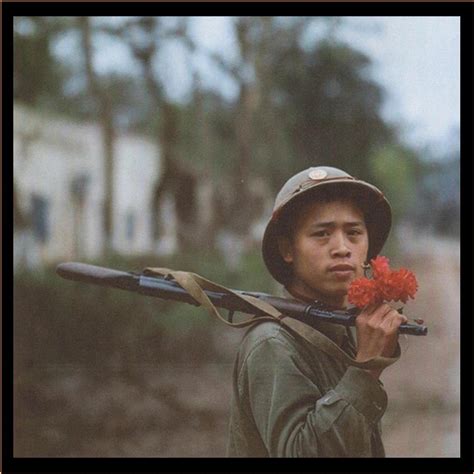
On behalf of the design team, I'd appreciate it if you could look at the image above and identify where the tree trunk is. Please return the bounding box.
[128,18,199,253]
[230,18,259,235]
[192,77,218,250]
[78,16,115,257]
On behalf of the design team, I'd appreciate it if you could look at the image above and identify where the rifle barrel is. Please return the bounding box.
[56,262,140,291]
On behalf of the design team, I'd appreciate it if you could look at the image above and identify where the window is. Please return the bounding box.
[126,211,135,242]
[31,194,49,243]
[70,174,90,204]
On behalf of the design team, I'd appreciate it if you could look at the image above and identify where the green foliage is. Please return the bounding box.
[268,38,394,185]
[175,93,238,180]
[14,17,68,107]
[13,17,404,191]
[367,144,421,258]
[369,144,418,221]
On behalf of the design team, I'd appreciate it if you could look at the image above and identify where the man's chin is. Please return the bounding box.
[312,285,349,304]
[296,281,350,303]
[326,286,350,301]
[329,281,351,293]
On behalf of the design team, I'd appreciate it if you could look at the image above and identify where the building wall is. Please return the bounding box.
[113,135,162,255]
[13,104,164,269]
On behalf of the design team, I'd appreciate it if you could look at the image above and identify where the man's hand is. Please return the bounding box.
[355,303,408,380]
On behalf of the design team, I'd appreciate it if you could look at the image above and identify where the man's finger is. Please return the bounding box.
[357,303,381,320]
[368,303,393,325]
[379,311,408,332]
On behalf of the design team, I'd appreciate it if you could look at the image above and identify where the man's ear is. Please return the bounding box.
[277,236,293,264]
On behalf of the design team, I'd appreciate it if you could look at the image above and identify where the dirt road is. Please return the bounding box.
[381,229,460,457]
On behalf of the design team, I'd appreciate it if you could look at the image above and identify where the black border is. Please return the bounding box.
[3,2,473,473]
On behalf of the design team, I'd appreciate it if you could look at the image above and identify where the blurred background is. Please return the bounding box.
[13,16,460,457]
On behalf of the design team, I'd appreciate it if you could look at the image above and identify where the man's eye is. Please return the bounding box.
[348,229,362,236]
[312,231,329,237]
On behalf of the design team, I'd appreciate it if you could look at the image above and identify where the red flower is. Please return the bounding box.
[392,268,418,303]
[348,256,418,308]
[370,256,390,278]
[348,278,381,307]
[377,272,403,301]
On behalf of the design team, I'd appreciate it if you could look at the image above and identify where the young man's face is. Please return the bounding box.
[278,199,369,308]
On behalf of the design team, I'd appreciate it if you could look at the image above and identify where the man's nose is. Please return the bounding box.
[330,232,351,257]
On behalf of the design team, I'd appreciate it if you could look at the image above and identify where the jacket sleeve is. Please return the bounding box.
[237,333,388,457]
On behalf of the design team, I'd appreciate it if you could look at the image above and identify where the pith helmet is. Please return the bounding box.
[262,166,392,285]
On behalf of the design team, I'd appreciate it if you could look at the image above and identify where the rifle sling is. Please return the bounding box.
[144,267,399,370]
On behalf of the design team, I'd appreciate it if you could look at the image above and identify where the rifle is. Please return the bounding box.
[56,262,427,336]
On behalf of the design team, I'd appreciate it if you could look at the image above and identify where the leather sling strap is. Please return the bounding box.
[144,267,400,370]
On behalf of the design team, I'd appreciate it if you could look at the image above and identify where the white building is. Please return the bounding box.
[13,104,177,270]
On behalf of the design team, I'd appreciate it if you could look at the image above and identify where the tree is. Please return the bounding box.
[103,17,202,251]
[206,17,392,196]
[14,17,66,107]
[270,37,394,183]
[207,17,316,234]
[368,144,418,225]
[77,17,116,257]
[14,16,408,259]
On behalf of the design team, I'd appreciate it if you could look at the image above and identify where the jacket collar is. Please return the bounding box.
[281,286,348,348]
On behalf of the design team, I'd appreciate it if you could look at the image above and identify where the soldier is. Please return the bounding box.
[227,166,407,457]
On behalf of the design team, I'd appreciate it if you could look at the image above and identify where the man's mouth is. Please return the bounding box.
[329,264,355,272]
[328,264,355,278]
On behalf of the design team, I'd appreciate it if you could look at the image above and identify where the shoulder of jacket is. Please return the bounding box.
[240,320,297,353]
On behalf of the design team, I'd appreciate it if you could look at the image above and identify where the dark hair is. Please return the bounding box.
[277,184,372,242]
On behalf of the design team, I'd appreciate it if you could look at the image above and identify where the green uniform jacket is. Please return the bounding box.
[226,315,389,457]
